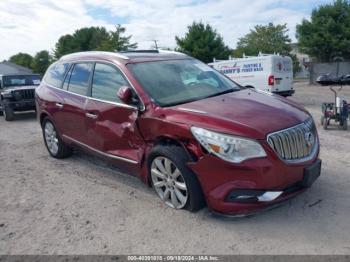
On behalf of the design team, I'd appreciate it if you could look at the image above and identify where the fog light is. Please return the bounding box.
[227,189,283,203]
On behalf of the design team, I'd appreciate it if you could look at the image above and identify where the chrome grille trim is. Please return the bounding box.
[267,118,318,163]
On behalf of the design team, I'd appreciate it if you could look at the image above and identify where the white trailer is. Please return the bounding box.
[209,53,295,96]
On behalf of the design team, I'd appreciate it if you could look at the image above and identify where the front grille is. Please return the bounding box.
[19,89,35,99]
[267,118,318,162]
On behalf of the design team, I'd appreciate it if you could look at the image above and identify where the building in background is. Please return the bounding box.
[0,61,33,75]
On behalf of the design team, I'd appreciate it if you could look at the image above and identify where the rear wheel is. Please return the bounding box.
[148,145,205,212]
[3,105,14,121]
[42,117,72,159]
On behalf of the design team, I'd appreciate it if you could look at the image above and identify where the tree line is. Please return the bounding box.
[8,0,350,75]
[9,25,137,76]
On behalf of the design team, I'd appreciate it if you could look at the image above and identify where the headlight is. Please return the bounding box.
[190,127,266,163]
[2,91,13,98]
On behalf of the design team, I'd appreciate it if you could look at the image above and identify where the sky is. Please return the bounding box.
[0,0,333,61]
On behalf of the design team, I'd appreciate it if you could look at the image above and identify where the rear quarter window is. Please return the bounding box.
[44,62,70,88]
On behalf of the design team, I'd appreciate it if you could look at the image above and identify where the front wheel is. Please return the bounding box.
[148,145,205,212]
[323,117,329,130]
[320,116,325,126]
[42,118,72,159]
[3,105,14,121]
[341,118,348,130]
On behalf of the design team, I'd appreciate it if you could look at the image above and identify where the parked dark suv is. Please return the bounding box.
[36,51,321,216]
[0,74,40,121]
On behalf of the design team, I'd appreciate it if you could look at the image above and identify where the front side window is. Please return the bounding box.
[91,63,130,103]
[127,59,241,107]
[68,63,93,96]
[44,62,70,88]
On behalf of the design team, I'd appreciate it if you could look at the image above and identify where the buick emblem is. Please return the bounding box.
[304,132,314,148]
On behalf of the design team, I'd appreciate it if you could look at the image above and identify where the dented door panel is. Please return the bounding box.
[85,99,145,164]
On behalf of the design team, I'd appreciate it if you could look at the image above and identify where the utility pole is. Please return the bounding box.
[153,40,159,50]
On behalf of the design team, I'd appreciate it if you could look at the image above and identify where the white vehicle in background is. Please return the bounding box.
[209,53,295,97]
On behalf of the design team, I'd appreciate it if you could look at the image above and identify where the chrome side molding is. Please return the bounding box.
[62,135,139,164]
[177,107,207,114]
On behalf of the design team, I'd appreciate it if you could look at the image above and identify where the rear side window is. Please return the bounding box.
[68,63,93,96]
[91,63,130,103]
[44,62,70,88]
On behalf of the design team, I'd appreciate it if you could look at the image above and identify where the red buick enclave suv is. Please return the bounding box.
[35,50,321,216]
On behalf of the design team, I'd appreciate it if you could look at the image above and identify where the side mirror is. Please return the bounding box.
[117,85,133,104]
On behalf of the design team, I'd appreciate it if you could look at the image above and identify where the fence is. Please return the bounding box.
[309,61,350,84]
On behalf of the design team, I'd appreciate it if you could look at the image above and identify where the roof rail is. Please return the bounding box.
[120,50,159,53]
[122,49,187,55]
[213,58,228,62]
[158,50,186,55]
[120,49,186,56]
[241,52,280,58]
[60,51,130,60]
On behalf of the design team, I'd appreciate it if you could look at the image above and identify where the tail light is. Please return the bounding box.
[268,75,274,86]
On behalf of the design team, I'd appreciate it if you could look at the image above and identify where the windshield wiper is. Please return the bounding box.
[163,89,237,107]
[203,89,235,99]
[163,97,204,107]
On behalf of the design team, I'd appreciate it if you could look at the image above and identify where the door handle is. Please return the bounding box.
[86,112,98,119]
[55,103,63,108]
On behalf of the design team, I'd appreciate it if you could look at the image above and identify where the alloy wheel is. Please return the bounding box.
[44,121,59,155]
[151,156,188,209]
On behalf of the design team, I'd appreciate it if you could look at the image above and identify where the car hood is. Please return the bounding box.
[166,89,311,140]
[1,85,37,92]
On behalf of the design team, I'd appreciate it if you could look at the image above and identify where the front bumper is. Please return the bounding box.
[3,99,36,111]
[187,144,321,216]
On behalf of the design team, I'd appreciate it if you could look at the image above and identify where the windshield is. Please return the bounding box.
[127,59,241,106]
[2,75,41,88]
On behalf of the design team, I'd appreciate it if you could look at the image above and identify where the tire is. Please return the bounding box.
[42,117,72,159]
[3,105,14,121]
[320,116,325,126]
[323,117,328,130]
[342,118,348,130]
[148,145,205,212]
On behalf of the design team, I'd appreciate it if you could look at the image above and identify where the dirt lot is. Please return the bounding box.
[0,82,350,255]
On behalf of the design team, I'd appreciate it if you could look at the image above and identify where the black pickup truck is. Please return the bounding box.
[0,74,41,121]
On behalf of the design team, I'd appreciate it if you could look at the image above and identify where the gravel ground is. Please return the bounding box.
[0,81,350,255]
